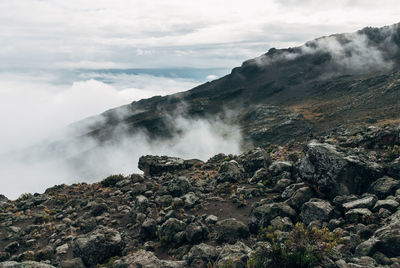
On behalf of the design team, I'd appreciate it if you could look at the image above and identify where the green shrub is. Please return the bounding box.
[100,174,125,187]
[34,213,51,224]
[16,193,33,202]
[265,144,277,153]
[248,223,342,268]
[384,145,400,161]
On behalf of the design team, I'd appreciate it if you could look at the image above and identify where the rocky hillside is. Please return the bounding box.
[66,23,400,148]
[1,124,400,267]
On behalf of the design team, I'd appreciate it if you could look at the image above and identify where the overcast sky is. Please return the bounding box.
[1,0,400,70]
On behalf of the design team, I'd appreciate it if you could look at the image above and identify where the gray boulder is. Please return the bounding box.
[216,218,249,243]
[345,208,373,224]
[185,223,208,244]
[238,147,271,174]
[387,157,400,179]
[249,202,296,233]
[269,161,292,177]
[0,262,56,268]
[342,195,377,210]
[216,242,253,268]
[215,160,244,183]
[270,216,294,231]
[72,226,123,266]
[249,168,269,184]
[112,250,161,268]
[369,176,399,198]
[140,218,158,240]
[182,192,199,208]
[139,155,193,176]
[373,199,399,212]
[167,177,191,197]
[187,244,218,267]
[373,209,400,257]
[300,199,334,225]
[355,238,378,257]
[59,258,85,268]
[299,141,381,199]
[160,218,186,244]
[285,186,313,210]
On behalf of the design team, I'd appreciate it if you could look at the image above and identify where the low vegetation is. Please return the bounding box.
[248,223,342,268]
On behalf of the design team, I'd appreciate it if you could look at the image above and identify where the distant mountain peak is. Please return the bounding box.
[244,22,400,76]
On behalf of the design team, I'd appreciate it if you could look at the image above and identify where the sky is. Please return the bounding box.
[1,0,400,198]
[1,0,400,70]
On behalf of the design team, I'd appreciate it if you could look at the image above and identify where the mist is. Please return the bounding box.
[254,23,399,74]
[0,72,242,200]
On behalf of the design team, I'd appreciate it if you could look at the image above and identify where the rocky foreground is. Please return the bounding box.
[1,124,400,267]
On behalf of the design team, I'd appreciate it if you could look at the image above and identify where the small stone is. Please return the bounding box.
[373,199,399,212]
[205,215,218,224]
[55,243,69,256]
[345,208,373,224]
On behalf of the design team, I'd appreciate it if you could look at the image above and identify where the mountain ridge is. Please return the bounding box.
[69,22,400,149]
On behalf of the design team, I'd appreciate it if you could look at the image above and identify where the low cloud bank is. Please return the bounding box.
[0,72,241,199]
[0,72,198,153]
[0,114,242,200]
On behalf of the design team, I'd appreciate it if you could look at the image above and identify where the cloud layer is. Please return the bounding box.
[0,72,199,153]
[0,113,242,200]
[254,23,399,75]
[1,0,400,70]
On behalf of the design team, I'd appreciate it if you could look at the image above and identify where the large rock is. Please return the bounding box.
[112,250,161,268]
[160,218,186,244]
[342,195,377,210]
[248,202,296,233]
[300,199,334,225]
[187,244,218,267]
[216,242,253,268]
[167,177,191,197]
[299,141,382,199]
[0,195,8,203]
[216,218,249,243]
[372,209,400,257]
[185,223,208,244]
[59,258,85,268]
[373,199,399,212]
[387,157,400,179]
[369,176,399,198]
[140,218,158,240]
[238,148,271,174]
[215,160,244,183]
[285,186,313,210]
[345,208,373,224]
[0,262,56,268]
[72,226,123,266]
[138,155,201,176]
[355,238,378,257]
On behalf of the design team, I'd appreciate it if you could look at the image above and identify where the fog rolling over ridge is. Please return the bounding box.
[0,110,242,200]
[0,70,235,200]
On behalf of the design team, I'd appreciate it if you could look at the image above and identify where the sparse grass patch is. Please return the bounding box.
[100,174,125,187]
[384,145,400,161]
[248,223,342,268]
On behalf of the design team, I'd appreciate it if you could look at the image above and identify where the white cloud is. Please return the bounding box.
[0,114,242,200]
[206,74,218,81]
[0,73,198,153]
[0,0,399,69]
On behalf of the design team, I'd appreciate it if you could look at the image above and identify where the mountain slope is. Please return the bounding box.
[72,23,400,148]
